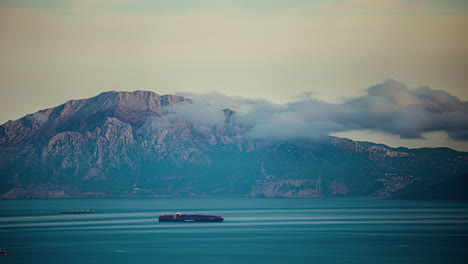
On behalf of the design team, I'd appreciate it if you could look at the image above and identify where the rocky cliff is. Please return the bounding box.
[1,91,467,199]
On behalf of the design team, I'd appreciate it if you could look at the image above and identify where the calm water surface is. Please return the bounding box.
[0,197,467,263]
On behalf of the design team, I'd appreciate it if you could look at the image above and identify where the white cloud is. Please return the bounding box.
[173,80,468,142]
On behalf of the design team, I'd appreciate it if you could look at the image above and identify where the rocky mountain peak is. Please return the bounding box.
[0,91,190,146]
[1,90,467,199]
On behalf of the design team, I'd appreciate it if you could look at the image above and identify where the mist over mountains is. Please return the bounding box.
[174,79,468,141]
[1,85,467,199]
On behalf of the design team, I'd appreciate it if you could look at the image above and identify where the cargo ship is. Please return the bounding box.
[0,249,7,256]
[159,211,224,222]
[60,209,94,214]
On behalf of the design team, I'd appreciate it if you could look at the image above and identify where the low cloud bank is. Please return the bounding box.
[166,79,468,141]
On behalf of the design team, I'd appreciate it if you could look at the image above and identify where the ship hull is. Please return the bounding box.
[60,210,94,214]
[159,218,224,222]
[60,211,94,214]
[159,214,224,222]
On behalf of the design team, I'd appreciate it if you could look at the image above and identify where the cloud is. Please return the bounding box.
[164,100,226,126]
[343,79,468,139]
[1,0,467,128]
[4,0,467,16]
[164,80,468,141]
[163,92,270,126]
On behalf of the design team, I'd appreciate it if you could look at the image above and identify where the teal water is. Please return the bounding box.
[0,197,467,263]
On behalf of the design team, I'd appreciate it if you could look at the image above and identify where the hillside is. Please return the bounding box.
[1,91,467,199]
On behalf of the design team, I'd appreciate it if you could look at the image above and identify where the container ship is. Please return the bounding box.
[60,209,94,214]
[159,212,224,222]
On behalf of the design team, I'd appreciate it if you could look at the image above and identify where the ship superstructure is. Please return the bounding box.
[159,211,224,222]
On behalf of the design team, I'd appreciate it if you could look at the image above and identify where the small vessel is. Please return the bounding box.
[159,211,224,222]
[60,209,94,214]
[0,249,7,256]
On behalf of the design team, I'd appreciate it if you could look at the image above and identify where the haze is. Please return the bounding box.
[1,0,467,150]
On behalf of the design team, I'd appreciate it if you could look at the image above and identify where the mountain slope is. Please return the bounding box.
[393,173,468,201]
[1,91,467,199]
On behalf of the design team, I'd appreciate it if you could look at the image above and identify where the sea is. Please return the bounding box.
[0,197,467,264]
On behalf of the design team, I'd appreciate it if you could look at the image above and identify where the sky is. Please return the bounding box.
[0,0,467,151]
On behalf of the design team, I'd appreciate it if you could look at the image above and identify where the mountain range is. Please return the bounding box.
[1,91,467,199]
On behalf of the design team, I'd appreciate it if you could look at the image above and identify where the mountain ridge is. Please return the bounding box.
[1,91,467,199]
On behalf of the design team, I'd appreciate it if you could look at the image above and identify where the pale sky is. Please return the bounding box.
[1,0,467,151]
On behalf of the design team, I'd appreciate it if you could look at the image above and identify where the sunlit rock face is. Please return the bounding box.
[1,91,467,199]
